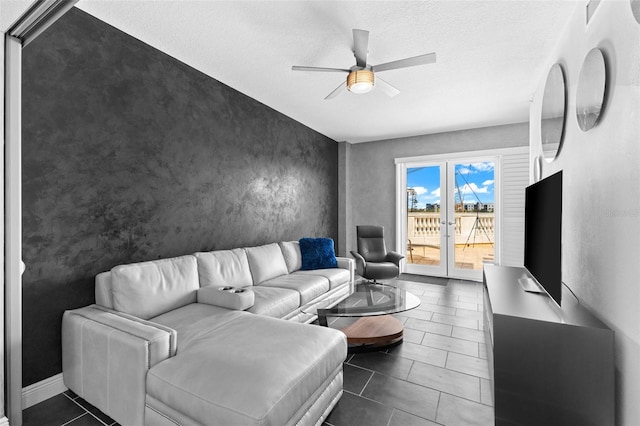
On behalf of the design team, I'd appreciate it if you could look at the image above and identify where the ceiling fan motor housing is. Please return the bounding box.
[347,69,375,93]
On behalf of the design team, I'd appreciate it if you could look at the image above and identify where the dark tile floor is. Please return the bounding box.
[24,277,493,426]
[23,390,118,426]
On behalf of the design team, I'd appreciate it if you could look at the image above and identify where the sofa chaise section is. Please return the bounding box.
[145,311,345,426]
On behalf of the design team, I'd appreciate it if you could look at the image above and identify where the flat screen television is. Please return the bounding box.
[524,170,563,306]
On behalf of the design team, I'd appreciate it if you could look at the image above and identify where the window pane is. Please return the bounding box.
[453,162,495,270]
[407,165,442,266]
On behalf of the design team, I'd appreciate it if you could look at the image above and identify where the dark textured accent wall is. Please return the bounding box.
[22,8,338,386]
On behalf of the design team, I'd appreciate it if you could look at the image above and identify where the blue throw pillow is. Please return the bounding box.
[299,237,338,270]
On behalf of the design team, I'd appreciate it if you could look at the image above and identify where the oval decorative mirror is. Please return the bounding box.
[540,63,566,162]
[533,156,542,182]
[632,0,640,24]
[576,48,606,131]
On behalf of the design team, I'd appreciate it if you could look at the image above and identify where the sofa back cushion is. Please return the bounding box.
[278,241,302,273]
[194,248,253,288]
[245,243,289,284]
[111,255,199,320]
[95,271,114,309]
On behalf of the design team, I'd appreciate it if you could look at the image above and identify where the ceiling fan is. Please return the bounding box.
[292,29,436,100]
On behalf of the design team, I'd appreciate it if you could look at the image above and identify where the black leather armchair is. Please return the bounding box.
[350,225,404,283]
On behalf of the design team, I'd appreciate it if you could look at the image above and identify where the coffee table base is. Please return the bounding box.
[339,315,404,353]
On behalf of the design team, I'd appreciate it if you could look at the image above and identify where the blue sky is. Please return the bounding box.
[407,162,495,209]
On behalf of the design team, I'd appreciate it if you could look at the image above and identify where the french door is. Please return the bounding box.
[397,157,498,281]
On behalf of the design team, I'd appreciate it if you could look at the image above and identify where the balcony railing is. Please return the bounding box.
[407,212,494,246]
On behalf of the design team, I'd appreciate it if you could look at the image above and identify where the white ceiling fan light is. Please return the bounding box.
[347,69,374,94]
[292,29,436,100]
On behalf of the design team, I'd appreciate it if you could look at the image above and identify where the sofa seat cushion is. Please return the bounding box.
[150,303,232,338]
[146,312,347,426]
[246,286,301,318]
[194,248,253,288]
[259,274,330,305]
[293,268,350,290]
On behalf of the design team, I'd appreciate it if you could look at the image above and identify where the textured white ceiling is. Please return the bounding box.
[1,0,36,31]
[26,0,579,143]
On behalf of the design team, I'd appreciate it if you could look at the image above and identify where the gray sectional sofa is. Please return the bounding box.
[62,241,354,425]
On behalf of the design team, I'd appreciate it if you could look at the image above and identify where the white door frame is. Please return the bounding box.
[4,2,78,424]
[396,147,526,281]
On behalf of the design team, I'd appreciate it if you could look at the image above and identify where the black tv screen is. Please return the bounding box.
[524,170,562,306]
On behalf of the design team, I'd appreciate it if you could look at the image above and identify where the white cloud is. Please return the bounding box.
[457,182,489,195]
[471,162,494,172]
[482,179,494,186]
[414,186,441,208]
[457,162,495,174]
[411,186,428,195]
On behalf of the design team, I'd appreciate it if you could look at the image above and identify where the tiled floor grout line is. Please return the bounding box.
[443,350,450,369]
[60,413,88,426]
[349,350,490,385]
[342,388,384,407]
[64,392,113,426]
[62,392,77,402]
[439,389,494,408]
[433,390,443,425]
[343,388,442,424]
[385,409,394,426]
[358,370,375,396]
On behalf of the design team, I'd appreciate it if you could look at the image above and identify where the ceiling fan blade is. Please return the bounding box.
[375,77,400,98]
[292,66,350,73]
[372,52,436,73]
[353,29,369,68]
[325,81,347,100]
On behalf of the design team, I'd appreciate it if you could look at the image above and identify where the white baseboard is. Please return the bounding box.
[22,373,67,409]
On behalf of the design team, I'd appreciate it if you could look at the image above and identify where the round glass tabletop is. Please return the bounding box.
[304,281,421,318]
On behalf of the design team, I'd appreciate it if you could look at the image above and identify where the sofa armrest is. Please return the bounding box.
[62,304,177,426]
[336,256,355,290]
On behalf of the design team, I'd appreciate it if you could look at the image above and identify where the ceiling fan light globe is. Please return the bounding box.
[347,70,374,94]
[349,82,374,94]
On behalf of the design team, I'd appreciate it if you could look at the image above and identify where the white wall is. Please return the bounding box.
[529,1,640,424]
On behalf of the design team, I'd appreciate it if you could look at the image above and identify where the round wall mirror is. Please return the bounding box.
[540,63,566,162]
[632,0,640,24]
[576,48,606,131]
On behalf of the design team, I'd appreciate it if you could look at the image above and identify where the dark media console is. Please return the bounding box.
[483,264,614,426]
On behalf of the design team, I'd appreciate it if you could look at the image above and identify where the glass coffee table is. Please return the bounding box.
[305,281,421,352]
